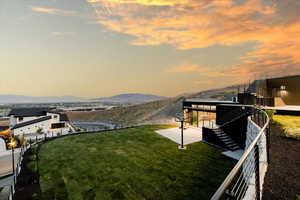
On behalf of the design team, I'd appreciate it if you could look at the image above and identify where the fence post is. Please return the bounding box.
[254,144,260,200]
[11,185,14,200]
[266,124,271,164]
[225,189,236,200]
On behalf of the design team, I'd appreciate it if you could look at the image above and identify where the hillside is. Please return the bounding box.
[67,85,240,126]
[92,93,166,104]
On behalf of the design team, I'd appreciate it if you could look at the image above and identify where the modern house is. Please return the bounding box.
[8,108,75,136]
[182,75,300,199]
[239,75,300,107]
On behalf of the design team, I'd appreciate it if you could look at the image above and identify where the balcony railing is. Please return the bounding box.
[211,108,270,200]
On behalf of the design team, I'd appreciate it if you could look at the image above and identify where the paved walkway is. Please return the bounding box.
[222,150,244,160]
[155,127,202,145]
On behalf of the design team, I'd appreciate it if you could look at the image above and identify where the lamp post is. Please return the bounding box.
[9,138,17,185]
[175,112,189,150]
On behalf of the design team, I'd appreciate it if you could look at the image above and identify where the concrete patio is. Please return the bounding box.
[155,127,202,145]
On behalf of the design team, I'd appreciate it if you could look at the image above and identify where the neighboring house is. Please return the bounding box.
[8,108,75,136]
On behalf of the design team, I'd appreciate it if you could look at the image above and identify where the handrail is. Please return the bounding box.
[211,108,270,200]
[214,111,251,130]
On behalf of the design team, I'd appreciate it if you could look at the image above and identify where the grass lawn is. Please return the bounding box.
[273,115,300,140]
[33,125,235,200]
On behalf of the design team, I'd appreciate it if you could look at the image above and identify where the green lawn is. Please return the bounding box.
[273,115,300,140]
[33,125,235,200]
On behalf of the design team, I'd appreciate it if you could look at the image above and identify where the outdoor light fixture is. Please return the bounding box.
[175,112,188,150]
[280,85,286,91]
[8,139,17,149]
[279,85,288,97]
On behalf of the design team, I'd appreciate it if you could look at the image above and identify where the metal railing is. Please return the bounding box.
[4,124,144,200]
[211,108,270,200]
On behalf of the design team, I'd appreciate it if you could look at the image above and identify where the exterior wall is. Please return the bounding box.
[13,119,51,136]
[266,75,300,105]
[0,138,6,152]
[10,116,40,127]
[242,118,268,200]
[10,116,17,127]
[12,112,72,136]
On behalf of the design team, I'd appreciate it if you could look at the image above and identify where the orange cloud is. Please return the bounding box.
[31,7,77,15]
[87,0,300,82]
[169,64,235,78]
[88,0,189,6]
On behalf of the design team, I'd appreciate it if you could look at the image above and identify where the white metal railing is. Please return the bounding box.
[211,108,270,200]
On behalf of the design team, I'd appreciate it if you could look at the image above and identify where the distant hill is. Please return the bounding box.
[0,95,84,104]
[68,85,241,126]
[92,93,167,104]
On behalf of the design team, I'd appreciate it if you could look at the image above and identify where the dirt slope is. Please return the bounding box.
[67,85,240,126]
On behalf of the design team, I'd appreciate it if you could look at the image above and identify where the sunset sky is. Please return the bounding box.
[0,0,299,98]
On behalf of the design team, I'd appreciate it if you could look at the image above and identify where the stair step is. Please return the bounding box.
[227,143,239,148]
[221,138,233,142]
[223,141,236,145]
[229,147,241,151]
[219,136,230,139]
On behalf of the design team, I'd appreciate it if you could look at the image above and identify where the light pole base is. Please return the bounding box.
[178,145,187,150]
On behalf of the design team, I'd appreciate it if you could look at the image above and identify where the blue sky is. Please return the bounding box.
[0,0,299,98]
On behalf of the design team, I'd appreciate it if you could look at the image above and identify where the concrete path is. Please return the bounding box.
[0,175,13,188]
[222,150,244,160]
[155,127,202,145]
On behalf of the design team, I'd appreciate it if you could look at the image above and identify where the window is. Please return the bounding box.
[51,123,65,129]
[18,117,23,122]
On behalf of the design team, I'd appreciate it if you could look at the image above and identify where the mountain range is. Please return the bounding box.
[0,93,166,104]
[0,95,84,104]
[93,93,166,104]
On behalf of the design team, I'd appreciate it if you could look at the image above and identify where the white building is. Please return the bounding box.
[9,108,75,136]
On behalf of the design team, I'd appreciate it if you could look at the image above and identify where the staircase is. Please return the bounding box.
[211,110,252,151]
[213,128,241,151]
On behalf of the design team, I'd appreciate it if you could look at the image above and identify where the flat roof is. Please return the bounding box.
[184,99,238,105]
[264,106,300,112]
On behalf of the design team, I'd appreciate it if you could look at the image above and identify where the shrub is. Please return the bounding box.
[36,128,44,134]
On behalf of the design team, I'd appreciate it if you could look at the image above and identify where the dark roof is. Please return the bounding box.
[184,99,237,105]
[9,108,50,117]
[59,113,69,122]
[12,116,52,130]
